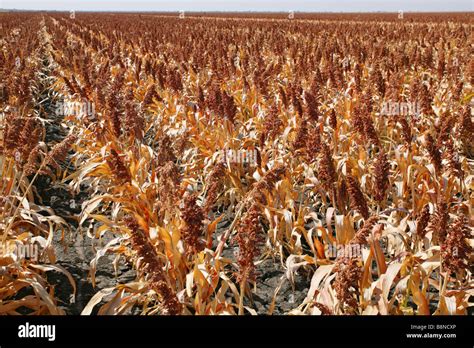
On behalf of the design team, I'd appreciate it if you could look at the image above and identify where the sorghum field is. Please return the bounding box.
[0,12,473,316]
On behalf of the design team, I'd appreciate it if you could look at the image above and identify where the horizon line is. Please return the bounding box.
[1,9,473,13]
